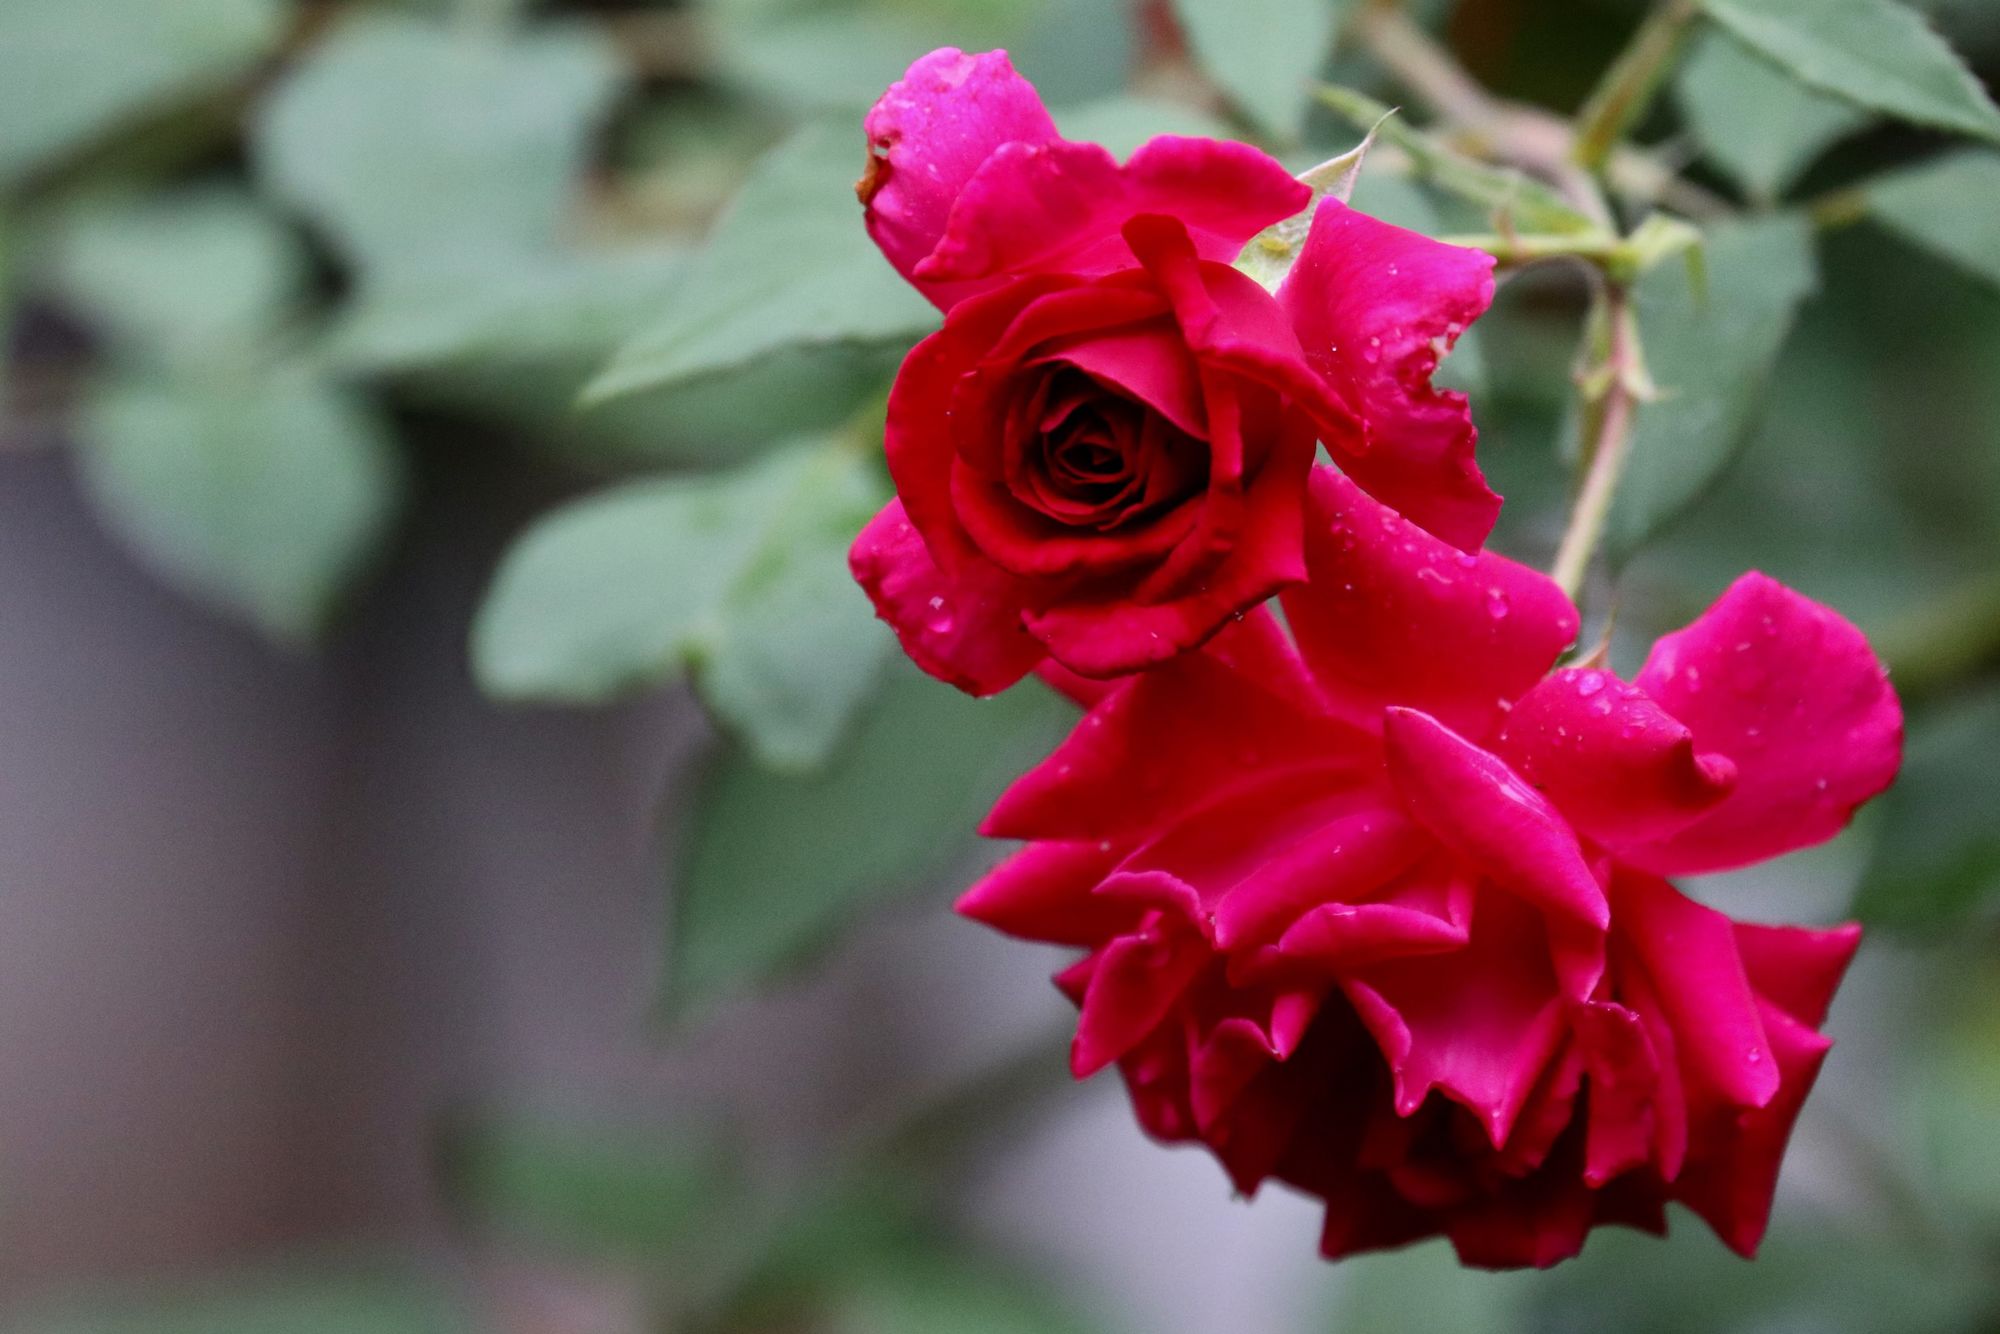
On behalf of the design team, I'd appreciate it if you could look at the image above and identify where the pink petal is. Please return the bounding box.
[860,48,1060,310]
[954,840,1132,945]
[1734,920,1860,1029]
[1213,809,1431,951]
[1341,888,1569,1147]
[1033,660,1114,708]
[1674,1001,1832,1257]
[1610,871,1779,1110]
[1273,870,1472,969]
[1277,201,1500,548]
[1571,1001,1662,1186]
[1381,707,1609,932]
[1495,668,1739,852]
[917,134,1309,294]
[982,650,1365,842]
[1072,922,1210,1076]
[849,499,1043,695]
[1284,469,1579,741]
[1627,572,1903,875]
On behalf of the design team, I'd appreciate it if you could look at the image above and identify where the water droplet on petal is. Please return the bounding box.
[1484,588,1511,619]
[1575,673,1604,698]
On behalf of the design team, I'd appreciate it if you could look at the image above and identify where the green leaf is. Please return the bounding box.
[1606,215,1819,562]
[0,0,285,188]
[587,121,939,405]
[45,188,306,364]
[1054,96,1233,158]
[667,663,1073,1019]
[1697,0,2000,143]
[329,248,896,468]
[1315,87,1603,236]
[1169,0,1347,143]
[75,366,405,645]
[1863,148,2000,291]
[472,441,890,770]
[250,15,625,284]
[1851,685,2000,933]
[440,1114,735,1259]
[707,0,1051,112]
[1236,127,1379,290]
[13,1265,465,1334]
[1676,30,1871,201]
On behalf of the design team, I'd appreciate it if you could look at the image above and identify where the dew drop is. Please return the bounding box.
[1575,673,1605,698]
[1484,587,1511,619]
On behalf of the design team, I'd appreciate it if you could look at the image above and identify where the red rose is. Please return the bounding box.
[850,49,1500,693]
[959,467,1902,1267]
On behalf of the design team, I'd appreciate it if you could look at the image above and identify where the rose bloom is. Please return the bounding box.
[850,48,1501,692]
[958,468,1902,1268]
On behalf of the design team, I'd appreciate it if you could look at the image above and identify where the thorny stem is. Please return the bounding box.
[1570,0,1703,174]
[1550,284,1646,600]
[1351,3,1728,222]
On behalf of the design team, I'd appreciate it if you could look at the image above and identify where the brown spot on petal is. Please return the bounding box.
[855,139,892,206]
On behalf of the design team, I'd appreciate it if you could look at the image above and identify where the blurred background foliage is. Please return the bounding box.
[2,0,1999,1330]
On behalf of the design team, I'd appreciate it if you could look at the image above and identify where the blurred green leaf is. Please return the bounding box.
[46,187,306,364]
[12,1265,464,1334]
[1676,31,1871,201]
[1528,1217,1986,1334]
[1332,1239,1535,1334]
[820,1248,1103,1334]
[708,0,1050,111]
[1607,215,1819,562]
[667,663,1073,1019]
[588,121,938,405]
[1169,0,1347,143]
[1852,684,2000,932]
[441,1114,734,1259]
[1697,0,2000,143]
[0,0,285,188]
[1316,86,1603,236]
[75,366,405,645]
[1864,148,2000,291]
[1054,96,1234,158]
[251,14,625,284]
[473,440,889,770]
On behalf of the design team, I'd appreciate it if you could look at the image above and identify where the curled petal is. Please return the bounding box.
[1627,572,1903,875]
[918,134,1309,293]
[1278,201,1500,548]
[849,501,1042,695]
[1610,872,1779,1110]
[1272,861,1473,968]
[1285,469,1578,740]
[1381,707,1609,934]
[1341,889,1569,1148]
[1674,1002,1834,1258]
[955,840,1132,945]
[983,651,1365,842]
[1495,668,1738,852]
[1733,920,1861,1029]
[860,48,1060,309]
[1073,922,1210,1076]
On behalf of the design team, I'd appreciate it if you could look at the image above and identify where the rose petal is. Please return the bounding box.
[1381,707,1609,933]
[917,134,1309,291]
[1341,888,1569,1148]
[1214,811,1432,951]
[955,839,1133,945]
[1495,668,1738,852]
[1284,469,1578,741]
[1733,919,1861,1030]
[1277,200,1500,548]
[1626,572,1903,875]
[860,48,1060,310]
[1072,921,1210,1076]
[1610,871,1779,1110]
[1673,1001,1832,1258]
[1270,858,1473,967]
[982,650,1366,842]
[1571,1001,1662,1186]
[849,500,1043,695]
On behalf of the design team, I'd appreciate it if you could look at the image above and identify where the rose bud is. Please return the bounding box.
[850,49,1500,693]
[958,467,1902,1268]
